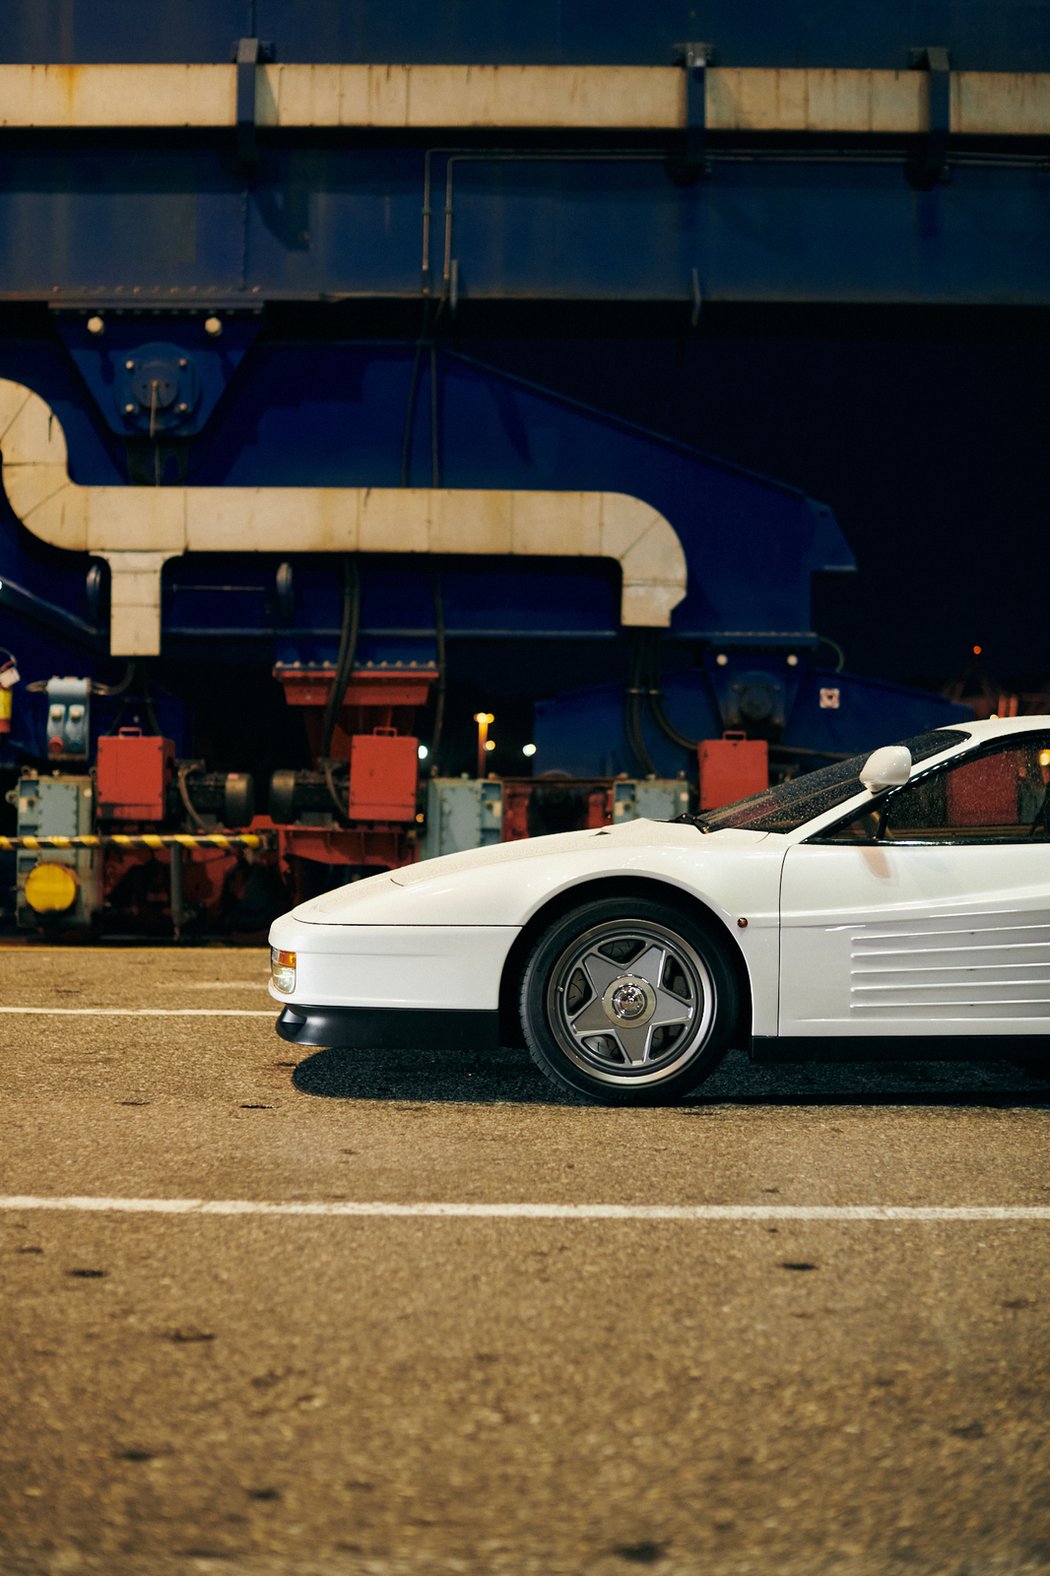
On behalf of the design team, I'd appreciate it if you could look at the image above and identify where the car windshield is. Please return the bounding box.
[689,729,970,835]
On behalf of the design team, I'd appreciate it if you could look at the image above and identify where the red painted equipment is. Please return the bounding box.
[348,730,420,821]
[268,663,439,888]
[697,733,769,811]
[96,728,174,820]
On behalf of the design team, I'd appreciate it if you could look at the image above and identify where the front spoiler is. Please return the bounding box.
[275,1003,501,1051]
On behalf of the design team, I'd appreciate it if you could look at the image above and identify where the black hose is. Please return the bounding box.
[429,570,447,766]
[817,633,846,673]
[320,558,361,760]
[648,685,701,753]
[633,630,701,756]
[322,757,350,822]
[177,762,208,830]
[625,634,659,777]
[91,659,137,698]
[138,661,161,737]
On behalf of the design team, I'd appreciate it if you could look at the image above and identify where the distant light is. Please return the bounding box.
[417,744,429,760]
[522,743,537,758]
[972,644,983,656]
[484,739,496,752]
[786,653,799,668]
[86,315,105,336]
[204,315,223,337]
[715,653,729,667]
[474,711,495,725]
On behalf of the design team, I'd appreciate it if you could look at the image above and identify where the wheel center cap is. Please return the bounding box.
[602,974,656,1026]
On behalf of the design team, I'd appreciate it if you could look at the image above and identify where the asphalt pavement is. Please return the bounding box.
[2,945,1049,1576]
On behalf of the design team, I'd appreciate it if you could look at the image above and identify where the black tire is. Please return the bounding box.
[519,897,739,1104]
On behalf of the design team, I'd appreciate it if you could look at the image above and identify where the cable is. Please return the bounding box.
[816,634,846,673]
[91,659,137,698]
[320,557,361,761]
[137,661,161,737]
[636,630,704,754]
[625,633,659,777]
[322,756,350,822]
[429,571,446,766]
[176,762,208,830]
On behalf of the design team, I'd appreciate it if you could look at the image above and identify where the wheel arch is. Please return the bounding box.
[497,874,753,1049]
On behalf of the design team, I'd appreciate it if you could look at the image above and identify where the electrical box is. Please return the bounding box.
[347,732,419,821]
[45,676,90,760]
[698,735,769,811]
[96,729,174,820]
[14,771,99,928]
[419,778,504,859]
[613,779,692,823]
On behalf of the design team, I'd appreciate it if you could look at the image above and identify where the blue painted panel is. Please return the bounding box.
[2,1,1046,70]
[533,665,970,778]
[180,343,853,638]
[0,340,851,687]
[0,142,1046,308]
[441,156,1050,305]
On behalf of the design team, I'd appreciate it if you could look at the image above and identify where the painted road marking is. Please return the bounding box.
[0,1006,275,1017]
[182,982,268,990]
[1,1196,1048,1222]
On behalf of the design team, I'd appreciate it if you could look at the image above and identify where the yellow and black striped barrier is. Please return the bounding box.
[0,833,272,850]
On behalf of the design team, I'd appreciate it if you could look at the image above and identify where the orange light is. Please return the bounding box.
[473,712,495,777]
[972,644,983,656]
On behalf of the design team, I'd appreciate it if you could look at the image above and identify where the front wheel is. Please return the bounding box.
[519,897,739,1104]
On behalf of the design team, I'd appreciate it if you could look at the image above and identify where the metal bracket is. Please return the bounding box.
[674,42,713,180]
[908,46,951,188]
[232,37,274,167]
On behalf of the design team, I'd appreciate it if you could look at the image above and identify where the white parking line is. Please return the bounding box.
[1,1196,1048,1222]
[0,1006,274,1017]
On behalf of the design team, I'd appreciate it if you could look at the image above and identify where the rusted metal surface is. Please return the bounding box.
[0,63,1047,135]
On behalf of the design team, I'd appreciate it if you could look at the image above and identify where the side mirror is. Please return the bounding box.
[859,745,912,791]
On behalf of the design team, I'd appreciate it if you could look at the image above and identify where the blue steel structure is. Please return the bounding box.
[2,0,1043,924]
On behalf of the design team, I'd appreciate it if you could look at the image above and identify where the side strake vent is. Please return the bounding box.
[849,913,1050,1019]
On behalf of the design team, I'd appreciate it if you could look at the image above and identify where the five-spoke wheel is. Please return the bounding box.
[520,897,738,1103]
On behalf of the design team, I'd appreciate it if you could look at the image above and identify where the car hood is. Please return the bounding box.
[284,818,770,927]
[390,817,763,885]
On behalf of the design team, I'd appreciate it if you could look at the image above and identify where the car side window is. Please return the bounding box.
[818,738,1050,845]
[882,740,1050,842]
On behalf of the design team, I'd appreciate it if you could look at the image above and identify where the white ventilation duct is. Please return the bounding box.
[0,63,1045,136]
[0,380,687,656]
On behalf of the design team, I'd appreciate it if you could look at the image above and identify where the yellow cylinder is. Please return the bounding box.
[0,686,10,733]
[24,862,79,913]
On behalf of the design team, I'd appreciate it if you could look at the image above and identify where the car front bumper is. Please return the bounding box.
[275,1003,502,1051]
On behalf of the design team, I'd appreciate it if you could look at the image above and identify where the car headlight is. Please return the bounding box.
[270,947,297,993]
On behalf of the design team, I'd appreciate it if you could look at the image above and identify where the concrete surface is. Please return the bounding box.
[1,946,1048,1576]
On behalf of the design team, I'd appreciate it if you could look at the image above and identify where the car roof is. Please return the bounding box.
[938,715,1050,744]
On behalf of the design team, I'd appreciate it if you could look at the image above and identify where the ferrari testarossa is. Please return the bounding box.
[269,716,1050,1103]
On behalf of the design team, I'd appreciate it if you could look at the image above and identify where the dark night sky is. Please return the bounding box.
[476,307,1050,697]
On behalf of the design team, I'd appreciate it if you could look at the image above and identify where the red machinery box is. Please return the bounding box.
[698,734,769,811]
[347,731,419,821]
[96,730,174,821]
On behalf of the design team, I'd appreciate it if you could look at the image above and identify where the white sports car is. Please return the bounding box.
[269,716,1050,1103]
